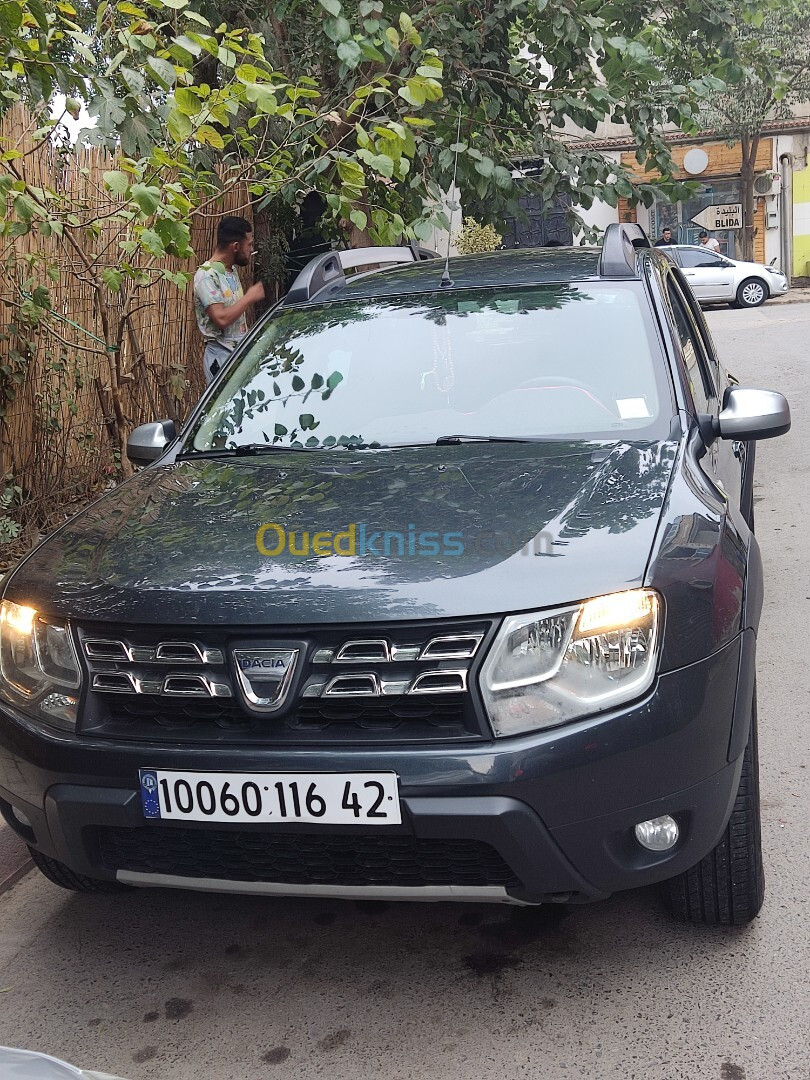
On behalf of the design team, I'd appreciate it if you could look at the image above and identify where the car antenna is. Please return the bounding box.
[440,105,463,289]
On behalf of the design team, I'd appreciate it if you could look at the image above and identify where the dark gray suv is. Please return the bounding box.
[0,224,790,924]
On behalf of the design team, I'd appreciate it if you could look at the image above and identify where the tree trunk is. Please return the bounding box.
[740,133,759,263]
[97,288,133,479]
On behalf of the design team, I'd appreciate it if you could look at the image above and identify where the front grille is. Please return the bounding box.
[103,693,467,737]
[77,620,494,745]
[97,826,520,889]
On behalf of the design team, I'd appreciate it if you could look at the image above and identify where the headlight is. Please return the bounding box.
[0,600,81,730]
[480,589,661,737]
[764,266,784,277]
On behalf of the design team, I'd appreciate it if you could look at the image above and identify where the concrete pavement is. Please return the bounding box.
[0,303,807,1080]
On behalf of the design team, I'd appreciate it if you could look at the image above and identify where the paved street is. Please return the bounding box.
[0,303,808,1080]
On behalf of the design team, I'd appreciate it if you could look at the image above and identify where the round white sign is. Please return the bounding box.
[683,148,709,175]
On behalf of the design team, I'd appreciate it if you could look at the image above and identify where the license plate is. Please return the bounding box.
[139,769,401,825]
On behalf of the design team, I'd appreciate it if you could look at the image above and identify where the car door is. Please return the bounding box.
[677,248,736,302]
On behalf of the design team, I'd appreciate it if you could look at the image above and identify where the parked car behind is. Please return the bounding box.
[662,244,788,307]
[0,1045,125,1079]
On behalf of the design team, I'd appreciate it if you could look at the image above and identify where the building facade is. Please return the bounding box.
[575,120,810,284]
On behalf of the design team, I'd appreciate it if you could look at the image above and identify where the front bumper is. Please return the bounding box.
[0,633,754,905]
[767,275,789,296]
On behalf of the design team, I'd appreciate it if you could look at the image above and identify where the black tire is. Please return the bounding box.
[28,847,128,893]
[661,690,764,925]
[735,277,767,308]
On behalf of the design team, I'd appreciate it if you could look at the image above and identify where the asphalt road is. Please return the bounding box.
[0,303,808,1080]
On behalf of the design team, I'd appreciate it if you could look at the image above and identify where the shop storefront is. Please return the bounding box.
[618,139,772,264]
[651,179,743,256]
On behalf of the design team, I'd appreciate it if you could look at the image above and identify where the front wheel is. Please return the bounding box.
[736,277,767,308]
[661,688,764,925]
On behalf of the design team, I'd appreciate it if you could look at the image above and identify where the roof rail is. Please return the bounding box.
[284,242,440,305]
[598,222,651,279]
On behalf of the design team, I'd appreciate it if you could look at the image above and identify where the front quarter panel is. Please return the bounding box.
[646,431,748,672]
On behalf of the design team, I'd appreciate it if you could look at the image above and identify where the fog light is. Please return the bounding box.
[11,805,32,829]
[634,815,679,852]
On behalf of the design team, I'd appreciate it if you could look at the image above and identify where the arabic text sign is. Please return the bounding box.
[691,203,743,230]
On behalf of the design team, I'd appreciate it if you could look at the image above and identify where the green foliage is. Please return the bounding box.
[455,218,502,255]
[698,0,810,138]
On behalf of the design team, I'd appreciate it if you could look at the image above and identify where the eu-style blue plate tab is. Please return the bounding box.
[139,770,161,819]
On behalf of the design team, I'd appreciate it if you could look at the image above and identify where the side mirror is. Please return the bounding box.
[716,387,791,442]
[127,419,177,464]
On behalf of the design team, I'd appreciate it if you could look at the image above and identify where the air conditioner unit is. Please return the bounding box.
[754,172,781,196]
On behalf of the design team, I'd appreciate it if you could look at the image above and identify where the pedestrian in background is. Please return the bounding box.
[655,227,676,246]
[194,216,265,385]
[698,230,721,252]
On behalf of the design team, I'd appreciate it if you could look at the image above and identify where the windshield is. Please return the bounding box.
[187,283,672,451]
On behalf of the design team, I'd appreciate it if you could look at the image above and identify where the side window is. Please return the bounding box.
[678,277,722,393]
[666,277,715,413]
[678,249,727,269]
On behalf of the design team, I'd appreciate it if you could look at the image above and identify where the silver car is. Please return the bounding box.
[662,244,789,308]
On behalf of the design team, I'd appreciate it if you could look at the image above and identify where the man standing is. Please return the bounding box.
[655,227,676,246]
[194,216,265,384]
[698,230,721,252]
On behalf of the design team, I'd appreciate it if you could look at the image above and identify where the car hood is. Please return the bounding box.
[730,259,774,274]
[7,441,677,625]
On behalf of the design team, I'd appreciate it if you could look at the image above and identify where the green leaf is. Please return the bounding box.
[119,113,158,157]
[337,39,362,66]
[369,153,394,177]
[161,0,189,7]
[385,26,399,48]
[336,158,365,187]
[196,124,225,149]
[359,41,385,62]
[129,183,161,216]
[235,62,261,82]
[274,423,288,437]
[147,56,177,88]
[101,267,122,291]
[139,227,165,255]
[299,413,316,430]
[121,66,145,95]
[349,209,367,231]
[323,14,351,41]
[398,81,425,107]
[103,170,130,195]
[326,371,343,390]
[291,375,305,391]
[403,115,433,127]
[28,0,49,28]
[168,109,192,142]
[173,86,200,116]
[318,0,341,13]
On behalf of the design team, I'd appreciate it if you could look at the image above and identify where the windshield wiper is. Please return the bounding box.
[435,435,558,445]
[179,441,397,459]
[178,443,322,459]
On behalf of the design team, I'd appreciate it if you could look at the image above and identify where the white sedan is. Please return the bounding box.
[662,245,789,308]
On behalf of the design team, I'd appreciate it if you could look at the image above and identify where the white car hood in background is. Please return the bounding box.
[0,1047,127,1080]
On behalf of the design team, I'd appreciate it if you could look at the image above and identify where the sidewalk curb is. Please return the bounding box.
[771,291,810,305]
[0,858,33,896]
[0,824,33,896]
